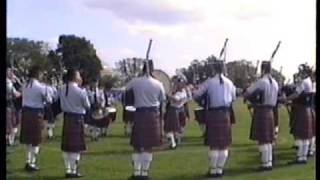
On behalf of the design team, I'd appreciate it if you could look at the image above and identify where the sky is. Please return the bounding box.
[7,0,316,80]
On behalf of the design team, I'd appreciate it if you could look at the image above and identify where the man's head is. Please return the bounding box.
[298,63,312,79]
[65,68,81,83]
[213,60,224,75]
[261,61,271,75]
[29,65,42,80]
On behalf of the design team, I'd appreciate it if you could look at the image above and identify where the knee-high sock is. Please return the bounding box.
[26,145,33,164]
[208,150,219,174]
[132,153,141,176]
[31,146,40,166]
[302,140,310,160]
[166,132,176,147]
[47,123,55,137]
[141,152,153,176]
[259,144,269,167]
[217,150,229,174]
[267,144,273,167]
[296,140,304,161]
[309,137,316,153]
[63,152,71,174]
[69,153,80,174]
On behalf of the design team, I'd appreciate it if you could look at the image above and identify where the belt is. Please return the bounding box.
[64,112,85,119]
[23,106,44,113]
[209,106,230,111]
[136,106,159,112]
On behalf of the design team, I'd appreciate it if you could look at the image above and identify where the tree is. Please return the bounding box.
[115,57,145,83]
[57,35,103,84]
[7,37,50,79]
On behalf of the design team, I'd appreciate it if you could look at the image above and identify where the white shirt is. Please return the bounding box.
[6,78,19,100]
[296,77,313,94]
[88,87,106,107]
[126,76,166,108]
[59,82,91,114]
[194,74,236,108]
[22,79,52,108]
[246,74,279,106]
[170,90,188,108]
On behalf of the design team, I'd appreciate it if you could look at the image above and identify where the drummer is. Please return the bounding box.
[122,88,136,136]
[88,79,106,141]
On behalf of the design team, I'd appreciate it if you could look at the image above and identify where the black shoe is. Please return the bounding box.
[206,172,219,178]
[128,175,142,180]
[73,173,84,178]
[257,166,272,172]
[140,176,150,180]
[288,160,307,165]
[291,145,299,150]
[25,164,39,172]
[65,173,74,178]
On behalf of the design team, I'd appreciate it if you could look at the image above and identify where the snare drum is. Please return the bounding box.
[123,106,136,123]
[194,107,206,124]
[105,107,117,122]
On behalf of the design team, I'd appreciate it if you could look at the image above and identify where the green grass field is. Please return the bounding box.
[7,99,315,180]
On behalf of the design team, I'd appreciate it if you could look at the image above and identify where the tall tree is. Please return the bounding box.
[57,35,103,84]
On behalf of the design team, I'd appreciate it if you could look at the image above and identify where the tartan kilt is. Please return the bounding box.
[20,107,44,146]
[130,110,161,150]
[6,106,16,134]
[13,110,22,127]
[61,113,86,152]
[184,103,190,119]
[178,108,187,128]
[44,104,54,123]
[312,108,316,136]
[292,105,313,140]
[164,106,181,132]
[204,109,232,149]
[250,106,274,143]
[289,105,297,134]
[273,107,279,127]
[194,108,206,124]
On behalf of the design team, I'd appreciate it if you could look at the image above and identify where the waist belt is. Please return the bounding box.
[23,106,44,113]
[64,112,85,119]
[136,106,159,112]
[209,106,230,111]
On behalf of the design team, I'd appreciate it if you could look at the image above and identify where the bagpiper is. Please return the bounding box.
[20,66,52,172]
[59,69,91,178]
[286,64,314,164]
[193,60,236,178]
[244,61,279,171]
[127,62,166,180]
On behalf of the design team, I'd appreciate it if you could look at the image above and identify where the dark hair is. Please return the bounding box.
[65,68,78,96]
[213,61,224,84]
[27,65,41,88]
[261,61,272,84]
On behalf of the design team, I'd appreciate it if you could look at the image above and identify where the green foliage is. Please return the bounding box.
[57,35,103,84]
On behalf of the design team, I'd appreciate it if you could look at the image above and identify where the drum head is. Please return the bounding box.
[125,106,136,111]
[106,107,117,113]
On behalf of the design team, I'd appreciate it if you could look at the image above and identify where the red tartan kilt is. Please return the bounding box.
[194,108,206,124]
[273,107,279,127]
[289,105,297,134]
[123,108,135,123]
[184,103,190,119]
[20,107,44,146]
[164,107,181,132]
[205,109,232,149]
[61,114,86,152]
[178,110,187,128]
[6,107,15,134]
[130,110,161,150]
[293,105,313,140]
[250,107,274,143]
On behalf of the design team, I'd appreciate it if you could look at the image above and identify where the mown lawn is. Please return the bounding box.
[6,99,315,180]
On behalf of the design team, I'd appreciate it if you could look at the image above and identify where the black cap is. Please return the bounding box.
[261,61,271,73]
[213,60,224,74]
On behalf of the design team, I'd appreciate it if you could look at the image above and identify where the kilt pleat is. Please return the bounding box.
[312,108,316,136]
[130,110,161,150]
[20,107,44,146]
[273,107,279,127]
[164,107,181,132]
[205,109,232,149]
[61,114,86,152]
[249,107,274,143]
[292,105,313,140]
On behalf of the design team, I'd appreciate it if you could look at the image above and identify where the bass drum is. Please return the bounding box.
[151,69,172,94]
